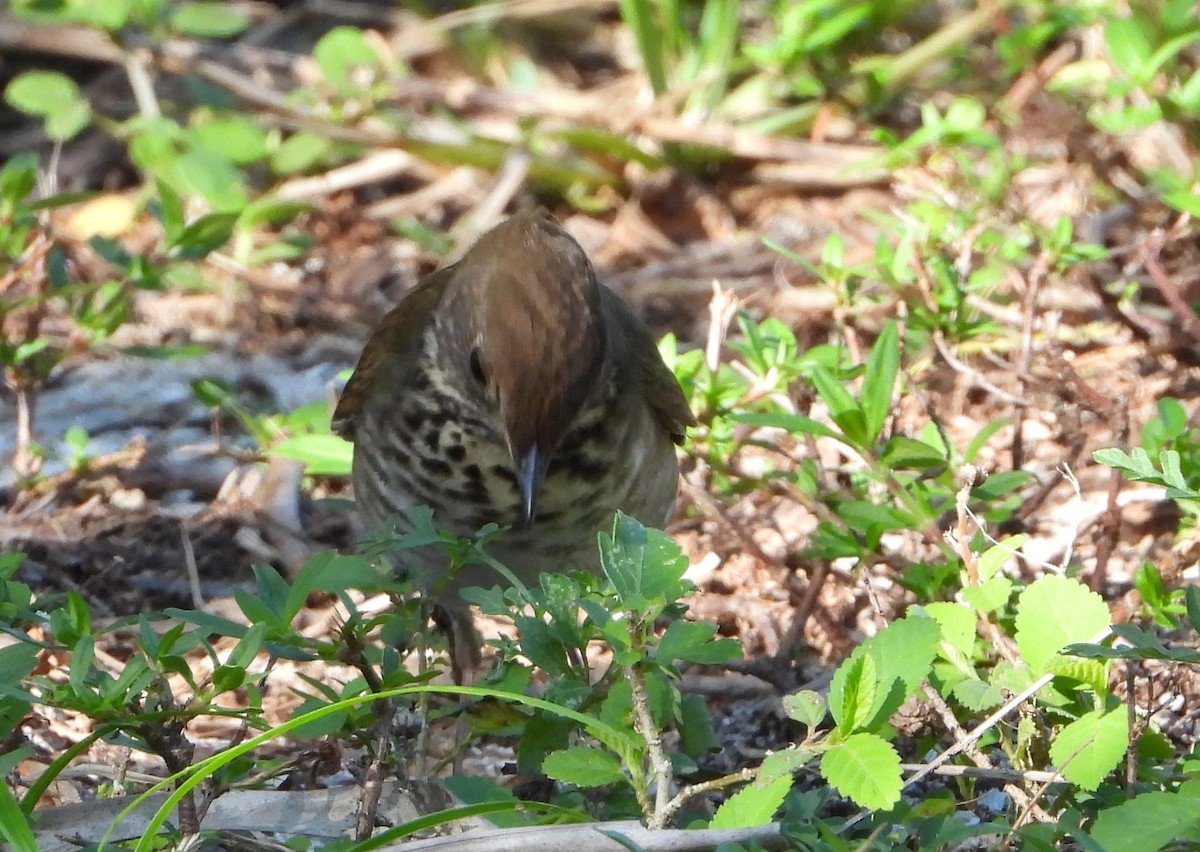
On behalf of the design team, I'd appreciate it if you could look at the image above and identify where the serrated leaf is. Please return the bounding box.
[1044,656,1108,696]
[1051,709,1128,791]
[829,652,876,735]
[599,513,688,609]
[951,677,1004,712]
[710,773,790,829]
[782,690,826,729]
[962,576,1013,613]
[923,601,976,659]
[860,614,941,730]
[1014,575,1110,674]
[756,747,815,787]
[542,747,626,788]
[820,732,903,810]
[976,535,1028,581]
[1090,790,1200,851]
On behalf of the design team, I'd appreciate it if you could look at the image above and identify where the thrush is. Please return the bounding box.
[332,211,695,676]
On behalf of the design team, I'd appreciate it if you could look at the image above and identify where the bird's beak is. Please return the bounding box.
[516,446,545,526]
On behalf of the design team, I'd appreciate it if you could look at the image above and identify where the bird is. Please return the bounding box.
[332,210,695,678]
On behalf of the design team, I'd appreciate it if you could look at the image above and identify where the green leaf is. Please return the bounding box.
[878,435,946,470]
[542,747,626,788]
[976,535,1028,582]
[710,773,790,829]
[0,152,38,208]
[270,434,352,476]
[271,131,333,175]
[4,70,90,141]
[654,620,740,665]
[1187,585,1200,634]
[170,2,251,37]
[923,601,975,659]
[951,677,1004,712]
[820,732,902,810]
[191,116,268,164]
[961,576,1013,613]
[599,513,689,610]
[4,70,80,116]
[756,746,814,788]
[860,322,899,443]
[733,411,840,441]
[782,690,826,729]
[811,365,867,446]
[171,149,247,212]
[313,26,379,92]
[1014,575,1111,674]
[1051,709,1128,791]
[829,652,876,735]
[0,781,37,852]
[859,614,940,730]
[1044,656,1108,695]
[171,212,238,259]
[1090,790,1200,851]
[45,98,91,141]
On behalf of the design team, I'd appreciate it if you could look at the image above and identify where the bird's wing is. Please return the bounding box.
[599,286,697,444]
[331,266,453,439]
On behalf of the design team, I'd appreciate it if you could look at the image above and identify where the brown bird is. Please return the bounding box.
[332,211,694,676]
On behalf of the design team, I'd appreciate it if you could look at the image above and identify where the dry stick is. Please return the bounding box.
[179,519,205,610]
[626,660,671,828]
[1011,251,1052,472]
[274,149,439,202]
[897,764,1064,784]
[1142,225,1200,342]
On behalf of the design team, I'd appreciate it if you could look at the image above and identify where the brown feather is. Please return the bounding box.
[331,267,452,439]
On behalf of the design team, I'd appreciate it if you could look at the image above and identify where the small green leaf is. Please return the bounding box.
[976,535,1028,582]
[191,116,268,164]
[270,434,352,476]
[170,1,251,37]
[542,747,626,788]
[5,70,80,116]
[829,652,876,735]
[951,677,1004,711]
[1090,790,1200,851]
[820,732,902,810]
[654,620,740,665]
[313,26,379,92]
[811,366,867,446]
[961,576,1013,613]
[860,321,899,443]
[782,690,826,729]
[878,435,946,470]
[271,132,333,175]
[599,513,689,610]
[171,212,238,259]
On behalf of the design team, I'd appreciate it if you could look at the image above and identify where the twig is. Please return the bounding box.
[627,659,672,829]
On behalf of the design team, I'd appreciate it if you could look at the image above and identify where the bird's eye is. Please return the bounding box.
[468,348,487,385]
